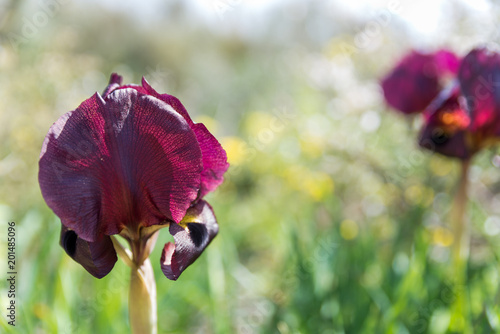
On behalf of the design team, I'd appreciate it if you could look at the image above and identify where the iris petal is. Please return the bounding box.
[139,78,229,197]
[102,73,124,98]
[434,49,460,75]
[160,200,218,281]
[458,47,500,136]
[60,225,117,278]
[192,122,229,197]
[381,50,459,114]
[39,89,202,242]
[419,83,472,159]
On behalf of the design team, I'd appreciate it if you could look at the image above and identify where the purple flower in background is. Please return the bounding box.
[381,49,459,114]
[418,82,471,159]
[419,47,500,159]
[39,73,229,280]
[458,48,500,139]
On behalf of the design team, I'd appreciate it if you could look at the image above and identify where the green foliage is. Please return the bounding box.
[2,1,500,333]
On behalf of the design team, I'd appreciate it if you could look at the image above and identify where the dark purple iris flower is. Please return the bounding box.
[39,73,229,280]
[418,82,471,159]
[419,48,500,159]
[381,49,459,114]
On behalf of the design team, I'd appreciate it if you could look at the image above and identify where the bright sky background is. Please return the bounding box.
[79,0,495,43]
[332,0,491,33]
[189,0,493,33]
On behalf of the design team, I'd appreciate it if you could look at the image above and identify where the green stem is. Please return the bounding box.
[129,258,157,334]
[449,159,470,333]
[111,232,159,334]
[451,159,470,262]
[111,236,134,268]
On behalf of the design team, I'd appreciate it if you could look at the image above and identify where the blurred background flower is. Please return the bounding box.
[2,0,500,333]
[381,49,459,114]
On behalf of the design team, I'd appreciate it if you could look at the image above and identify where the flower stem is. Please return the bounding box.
[451,159,470,262]
[112,232,159,334]
[449,159,470,332]
[111,236,134,268]
[129,257,157,334]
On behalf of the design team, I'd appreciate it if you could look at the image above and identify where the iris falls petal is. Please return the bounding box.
[161,200,218,280]
[60,225,117,278]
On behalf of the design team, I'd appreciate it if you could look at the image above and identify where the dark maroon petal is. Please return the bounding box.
[381,50,458,114]
[140,78,193,122]
[60,225,117,278]
[458,47,500,136]
[419,125,470,159]
[138,78,229,197]
[161,200,218,281]
[419,83,473,159]
[192,123,229,197]
[102,73,123,98]
[117,84,148,95]
[39,89,202,242]
[102,73,149,97]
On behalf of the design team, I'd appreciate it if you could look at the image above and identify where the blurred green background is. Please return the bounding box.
[2,0,500,333]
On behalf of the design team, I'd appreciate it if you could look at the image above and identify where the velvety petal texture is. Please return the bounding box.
[39,73,228,279]
[39,89,202,242]
[108,75,229,197]
[138,79,229,197]
[60,225,117,278]
[103,77,229,198]
[419,83,472,159]
[161,200,218,280]
[381,49,459,114]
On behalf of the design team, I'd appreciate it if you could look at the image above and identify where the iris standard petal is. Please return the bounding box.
[381,50,458,114]
[60,225,117,278]
[434,49,460,75]
[39,89,203,242]
[160,200,218,281]
[101,73,124,98]
[192,122,229,197]
[139,78,229,197]
[458,47,500,136]
[419,83,472,159]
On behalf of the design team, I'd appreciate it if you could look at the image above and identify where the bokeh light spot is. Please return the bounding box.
[340,219,359,240]
[430,156,454,176]
[484,216,500,236]
[432,227,454,247]
[220,136,247,166]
